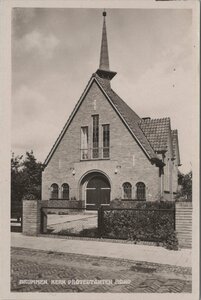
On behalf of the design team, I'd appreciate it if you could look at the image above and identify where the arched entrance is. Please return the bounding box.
[80,172,111,210]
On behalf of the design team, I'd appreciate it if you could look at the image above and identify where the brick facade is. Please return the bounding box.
[42,81,161,204]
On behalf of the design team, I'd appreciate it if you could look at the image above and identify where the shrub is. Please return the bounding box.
[110,199,175,210]
[101,206,176,249]
[22,193,38,200]
[164,232,179,250]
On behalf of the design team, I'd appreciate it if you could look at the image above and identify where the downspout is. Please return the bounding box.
[160,166,164,200]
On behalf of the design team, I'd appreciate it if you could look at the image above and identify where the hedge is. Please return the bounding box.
[109,199,175,210]
[101,202,178,250]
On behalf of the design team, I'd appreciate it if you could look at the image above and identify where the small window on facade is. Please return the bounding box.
[123,182,132,199]
[61,183,69,199]
[136,182,146,200]
[81,126,88,159]
[103,124,110,158]
[50,183,59,199]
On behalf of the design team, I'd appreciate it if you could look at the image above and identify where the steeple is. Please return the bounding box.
[96,11,116,84]
[99,10,109,71]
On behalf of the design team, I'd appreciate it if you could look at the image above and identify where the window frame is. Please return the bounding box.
[50,183,59,200]
[80,126,89,160]
[102,124,110,158]
[92,114,99,159]
[136,182,146,201]
[61,183,69,200]
[122,182,132,199]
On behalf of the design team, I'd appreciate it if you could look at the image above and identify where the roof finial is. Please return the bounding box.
[95,10,117,83]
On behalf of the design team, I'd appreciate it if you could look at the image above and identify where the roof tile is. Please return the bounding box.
[138,118,170,152]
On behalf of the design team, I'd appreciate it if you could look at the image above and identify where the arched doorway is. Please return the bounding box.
[80,172,111,210]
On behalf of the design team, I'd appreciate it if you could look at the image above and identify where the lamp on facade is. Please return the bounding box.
[70,168,76,176]
[115,165,121,174]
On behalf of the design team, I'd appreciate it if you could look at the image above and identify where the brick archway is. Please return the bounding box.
[79,171,111,209]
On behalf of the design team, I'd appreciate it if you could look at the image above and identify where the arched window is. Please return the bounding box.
[61,183,69,200]
[123,182,132,199]
[136,182,146,200]
[50,183,59,199]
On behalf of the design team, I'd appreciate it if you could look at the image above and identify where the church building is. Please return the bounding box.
[42,11,181,208]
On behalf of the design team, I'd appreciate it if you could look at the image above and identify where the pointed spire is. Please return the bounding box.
[99,10,110,71]
[96,10,116,84]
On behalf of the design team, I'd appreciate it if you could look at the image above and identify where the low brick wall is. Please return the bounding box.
[110,200,144,209]
[40,199,85,214]
[22,200,41,236]
[175,202,192,248]
[41,200,85,209]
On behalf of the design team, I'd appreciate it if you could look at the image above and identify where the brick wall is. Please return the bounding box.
[175,202,192,248]
[42,81,161,202]
[22,200,41,236]
[41,200,85,208]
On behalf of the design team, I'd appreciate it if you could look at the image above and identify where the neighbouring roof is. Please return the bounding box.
[138,117,171,153]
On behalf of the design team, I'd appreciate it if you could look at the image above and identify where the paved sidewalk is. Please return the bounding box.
[11,232,191,268]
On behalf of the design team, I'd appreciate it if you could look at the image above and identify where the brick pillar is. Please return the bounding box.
[22,199,41,236]
[175,202,192,248]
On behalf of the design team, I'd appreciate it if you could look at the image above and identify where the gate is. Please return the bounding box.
[41,206,99,238]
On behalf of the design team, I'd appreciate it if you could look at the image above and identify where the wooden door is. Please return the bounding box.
[86,176,110,209]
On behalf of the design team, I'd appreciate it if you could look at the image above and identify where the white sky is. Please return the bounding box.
[12,8,195,173]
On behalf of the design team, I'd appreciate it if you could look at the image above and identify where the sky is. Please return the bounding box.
[12,8,195,173]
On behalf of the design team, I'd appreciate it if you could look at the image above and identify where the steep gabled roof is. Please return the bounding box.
[44,74,162,166]
[138,118,170,153]
[94,74,159,161]
[171,129,181,165]
[94,74,141,122]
